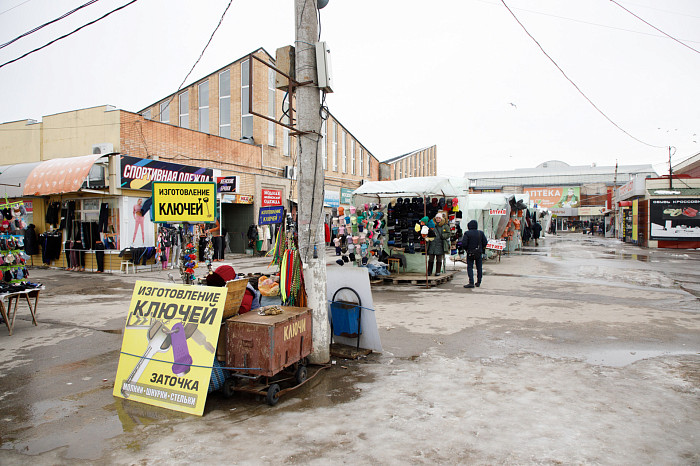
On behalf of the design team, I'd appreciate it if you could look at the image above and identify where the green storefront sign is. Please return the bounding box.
[340,188,353,205]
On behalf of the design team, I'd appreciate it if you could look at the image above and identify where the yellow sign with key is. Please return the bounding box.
[152,181,217,223]
[113,281,227,416]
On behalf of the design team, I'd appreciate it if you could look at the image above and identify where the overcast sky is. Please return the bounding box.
[1,0,698,176]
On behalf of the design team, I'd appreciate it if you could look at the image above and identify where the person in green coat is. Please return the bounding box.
[427,213,451,276]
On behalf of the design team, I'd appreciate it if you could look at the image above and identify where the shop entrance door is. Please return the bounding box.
[222,203,253,254]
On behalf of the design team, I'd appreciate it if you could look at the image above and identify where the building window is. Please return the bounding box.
[332,122,338,171]
[179,90,189,128]
[142,109,151,120]
[198,81,209,133]
[241,59,253,140]
[413,156,417,177]
[268,67,276,146]
[367,155,371,178]
[219,69,231,138]
[358,148,363,178]
[160,101,169,124]
[394,163,397,180]
[322,119,327,170]
[341,131,347,173]
[351,140,356,175]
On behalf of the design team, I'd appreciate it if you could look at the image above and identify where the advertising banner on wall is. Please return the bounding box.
[340,188,354,205]
[121,196,156,248]
[523,187,580,209]
[324,190,340,208]
[578,206,606,216]
[261,189,282,207]
[649,198,700,240]
[120,156,213,191]
[113,281,227,416]
[217,176,238,193]
[151,182,217,223]
[258,206,284,225]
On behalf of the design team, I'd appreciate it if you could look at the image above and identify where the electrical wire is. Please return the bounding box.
[500,0,666,150]
[472,0,700,44]
[0,0,31,16]
[0,0,100,50]
[609,0,700,55]
[0,0,139,70]
[151,0,234,122]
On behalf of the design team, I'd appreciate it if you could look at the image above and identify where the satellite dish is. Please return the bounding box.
[318,0,329,9]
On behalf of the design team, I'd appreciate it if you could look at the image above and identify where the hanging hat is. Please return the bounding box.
[338,206,345,216]
[427,220,435,228]
[421,225,429,236]
[350,206,356,214]
[420,216,429,224]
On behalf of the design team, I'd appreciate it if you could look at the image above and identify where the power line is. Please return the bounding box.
[151,0,233,122]
[0,0,100,50]
[619,1,700,20]
[0,0,139,70]
[609,0,700,55]
[472,0,700,44]
[500,0,666,150]
[0,0,31,16]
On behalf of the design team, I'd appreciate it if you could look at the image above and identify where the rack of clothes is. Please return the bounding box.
[247,223,277,256]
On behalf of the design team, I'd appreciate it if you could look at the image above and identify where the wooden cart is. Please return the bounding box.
[222,306,316,406]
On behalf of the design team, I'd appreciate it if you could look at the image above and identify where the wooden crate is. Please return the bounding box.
[225,307,313,377]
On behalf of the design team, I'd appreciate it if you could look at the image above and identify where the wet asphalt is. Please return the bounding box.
[0,233,698,464]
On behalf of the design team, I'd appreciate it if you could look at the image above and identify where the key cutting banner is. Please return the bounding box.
[151,181,217,223]
[113,280,227,416]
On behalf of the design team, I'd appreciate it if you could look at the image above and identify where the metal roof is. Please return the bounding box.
[466,161,658,188]
[0,161,42,198]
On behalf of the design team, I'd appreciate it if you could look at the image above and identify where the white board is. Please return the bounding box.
[326,267,383,353]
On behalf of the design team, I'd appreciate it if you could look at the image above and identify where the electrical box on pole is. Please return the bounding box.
[315,41,334,93]
[275,45,295,91]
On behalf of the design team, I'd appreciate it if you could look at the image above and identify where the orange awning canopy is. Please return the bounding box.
[23,154,104,196]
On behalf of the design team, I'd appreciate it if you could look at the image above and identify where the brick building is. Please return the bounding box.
[379,146,438,181]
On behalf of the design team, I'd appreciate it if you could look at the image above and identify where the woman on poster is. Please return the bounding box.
[132,198,145,244]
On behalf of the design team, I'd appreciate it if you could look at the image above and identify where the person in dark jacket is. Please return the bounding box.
[461,220,488,288]
[532,221,542,246]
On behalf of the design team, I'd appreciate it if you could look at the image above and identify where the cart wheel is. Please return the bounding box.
[295,365,308,385]
[266,383,281,406]
[223,378,236,398]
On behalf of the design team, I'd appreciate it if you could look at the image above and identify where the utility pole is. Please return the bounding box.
[668,146,673,189]
[295,0,330,364]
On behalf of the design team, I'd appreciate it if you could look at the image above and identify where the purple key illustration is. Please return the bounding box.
[170,322,193,376]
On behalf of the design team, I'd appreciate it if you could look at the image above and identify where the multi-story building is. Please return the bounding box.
[0,47,438,267]
[137,48,380,220]
[466,160,658,232]
[379,146,437,181]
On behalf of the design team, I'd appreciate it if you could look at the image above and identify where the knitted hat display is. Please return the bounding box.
[350,206,356,214]
[420,216,429,224]
[338,206,345,216]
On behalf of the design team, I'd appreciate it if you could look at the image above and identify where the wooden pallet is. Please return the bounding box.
[376,271,457,287]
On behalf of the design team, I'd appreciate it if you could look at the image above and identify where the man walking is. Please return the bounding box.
[461,220,488,289]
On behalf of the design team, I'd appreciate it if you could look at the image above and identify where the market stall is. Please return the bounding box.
[341,177,468,281]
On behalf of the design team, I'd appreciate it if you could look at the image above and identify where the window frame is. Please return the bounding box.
[178,90,189,129]
[198,80,209,133]
[219,69,231,138]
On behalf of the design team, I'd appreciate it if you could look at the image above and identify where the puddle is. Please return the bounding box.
[584,349,697,367]
[600,251,650,262]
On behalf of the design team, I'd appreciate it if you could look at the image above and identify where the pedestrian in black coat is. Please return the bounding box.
[24,224,39,255]
[461,220,488,288]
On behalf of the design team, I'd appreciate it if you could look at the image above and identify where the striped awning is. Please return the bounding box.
[23,154,104,196]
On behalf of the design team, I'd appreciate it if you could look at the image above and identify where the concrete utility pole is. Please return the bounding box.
[295,0,330,364]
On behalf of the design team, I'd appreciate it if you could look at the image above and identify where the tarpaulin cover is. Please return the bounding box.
[23,154,104,196]
[352,176,468,200]
[0,161,41,198]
